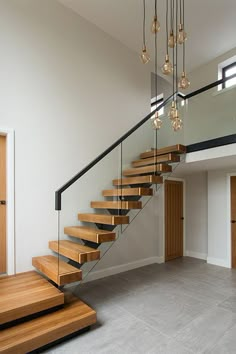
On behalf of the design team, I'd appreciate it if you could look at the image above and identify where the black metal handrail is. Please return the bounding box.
[152,72,236,106]
[55,93,174,210]
[55,72,236,210]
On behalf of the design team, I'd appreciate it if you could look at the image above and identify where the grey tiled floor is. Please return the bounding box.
[44,257,236,354]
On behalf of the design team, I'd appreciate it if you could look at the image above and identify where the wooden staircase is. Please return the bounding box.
[0,144,185,353]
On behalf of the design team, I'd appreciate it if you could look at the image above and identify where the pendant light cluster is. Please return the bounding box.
[140,0,190,132]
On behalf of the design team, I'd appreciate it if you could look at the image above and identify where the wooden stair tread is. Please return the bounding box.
[78,213,129,225]
[32,255,82,286]
[140,144,186,159]
[102,187,153,197]
[113,175,163,186]
[64,226,116,243]
[123,163,172,177]
[132,153,180,168]
[90,200,142,209]
[0,271,64,325]
[49,240,100,264]
[0,297,96,354]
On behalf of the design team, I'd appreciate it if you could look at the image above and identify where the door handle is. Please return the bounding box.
[231,220,236,223]
[0,200,6,205]
[180,217,184,220]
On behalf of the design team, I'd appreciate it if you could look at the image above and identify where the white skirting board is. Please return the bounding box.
[82,256,164,283]
[207,257,230,268]
[185,250,230,268]
[185,250,207,260]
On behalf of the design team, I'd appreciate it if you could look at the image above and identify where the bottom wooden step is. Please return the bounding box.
[0,271,64,326]
[0,297,96,354]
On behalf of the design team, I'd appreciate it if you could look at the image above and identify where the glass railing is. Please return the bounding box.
[53,73,236,287]
[182,84,236,145]
[56,110,164,282]
[155,73,236,148]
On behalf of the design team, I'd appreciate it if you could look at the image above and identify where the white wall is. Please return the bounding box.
[0,0,155,274]
[185,173,208,259]
[207,170,234,268]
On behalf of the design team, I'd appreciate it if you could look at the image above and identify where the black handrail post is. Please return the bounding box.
[55,191,61,211]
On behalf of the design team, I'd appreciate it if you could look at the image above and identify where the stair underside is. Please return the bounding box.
[123,163,172,177]
[32,255,82,286]
[0,297,96,354]
[102,187,153,197]
[132,153,180,168]
[0,271,64,325]
[113,175,163,186]
[64,226,116,243]
[140,144,186,159]
[49,240,100,264]
[90,200,142,209]
[78,213,129,225]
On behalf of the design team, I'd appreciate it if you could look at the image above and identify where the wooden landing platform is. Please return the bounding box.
[0,297,96,354]
[0,271,64,325]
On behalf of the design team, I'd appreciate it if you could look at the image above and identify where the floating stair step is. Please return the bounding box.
[0,296,96,354]
[113,175,163,186]
[90,200,142,210]
[64,226,116,243]
[132,153,180,168]
[32,255,82,286]
[123,163,172,177]
[140,144,186,159]
[78,213,129,225]
[102,187,153,197]
[0,271,64,326]
[49,240,100,264]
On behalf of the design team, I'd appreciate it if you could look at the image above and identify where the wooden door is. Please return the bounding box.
[231,176,236,268]
[0,135,6,273]
[165,180,183,261]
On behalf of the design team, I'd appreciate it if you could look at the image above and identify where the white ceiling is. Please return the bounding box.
[174,154,236,176]
[58,0,236,73]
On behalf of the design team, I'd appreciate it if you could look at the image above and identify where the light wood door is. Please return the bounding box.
[0,135,6,273]
[165,180,183,261]
[230,176,236,268]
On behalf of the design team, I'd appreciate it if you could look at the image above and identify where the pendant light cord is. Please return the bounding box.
[143,0,146,47]
[183,0,185,71]
[180,0,182,24]
[166,0,169,55]
[155,0,158,108]
[175,0,178,107]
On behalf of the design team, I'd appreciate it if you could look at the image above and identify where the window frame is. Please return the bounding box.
[222,62,236,89]
[151,93,164,116]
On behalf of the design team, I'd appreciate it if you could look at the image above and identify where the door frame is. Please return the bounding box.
[0,128,15,275]
[163,177,186,261]
[227,173,236,268]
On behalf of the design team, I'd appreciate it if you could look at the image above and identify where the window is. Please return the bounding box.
[222,62,236,89]
[151,93,164,116]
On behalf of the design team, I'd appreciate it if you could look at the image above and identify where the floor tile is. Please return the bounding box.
[174,307,236,353]
[207,323,236,354]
